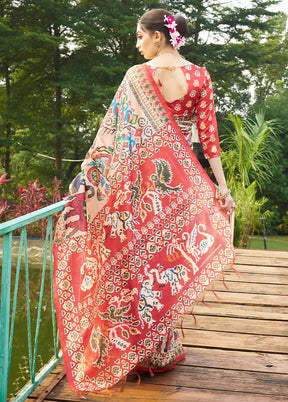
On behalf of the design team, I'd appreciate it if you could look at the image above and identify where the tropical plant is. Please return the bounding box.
[221,112,281,192]
[233,181,272,247]
[0,172,13,221]
[1,0,286,186]
[221,113,281,246]
[12,180,50,218]
[0,177,67,237]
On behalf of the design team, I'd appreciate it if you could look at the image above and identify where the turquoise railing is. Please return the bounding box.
[0,200,66,401]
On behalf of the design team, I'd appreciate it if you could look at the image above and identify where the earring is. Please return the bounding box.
[153,39,160,47]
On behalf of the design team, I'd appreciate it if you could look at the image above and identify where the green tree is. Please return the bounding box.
[0,0,33,178]
[1,0,163,183]
[258,89,288,231]
[170,0,286,113]
[1,0,287,190]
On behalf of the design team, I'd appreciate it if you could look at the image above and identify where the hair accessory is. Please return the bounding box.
[164,15,186,50]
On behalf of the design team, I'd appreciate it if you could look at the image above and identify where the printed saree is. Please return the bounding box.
[53,63,235,393]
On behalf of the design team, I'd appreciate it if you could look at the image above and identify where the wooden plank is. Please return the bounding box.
[36,374,287,402]
[178,347,288,374]
[40,380,288,401]
[223,271,288,284]
[188,302,288,320]
[24,248,288,401]
[27,351,288,401]
[235,249,288,259]
[180,328,288,353]
[28,349,288,400]
[233,265,288,275]
[29,363,65,398]
[201,291,288,306]
[213,281,288,295]
[137,365,288,397]
[179,315,288,336]
[35,369,66,402]
[234,255,288,267]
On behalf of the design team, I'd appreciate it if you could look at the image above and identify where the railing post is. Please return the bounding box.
[0,231,13,401]
[0,200,66,401]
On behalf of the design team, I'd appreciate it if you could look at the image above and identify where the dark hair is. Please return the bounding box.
[138,9,189,45]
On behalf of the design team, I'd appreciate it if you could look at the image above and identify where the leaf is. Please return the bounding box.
[129,327,140,335]
[140,209,147,222]
[144,203,152,211]
[122,330,129,339]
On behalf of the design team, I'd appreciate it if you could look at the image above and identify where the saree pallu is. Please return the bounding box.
[53,63,234,393]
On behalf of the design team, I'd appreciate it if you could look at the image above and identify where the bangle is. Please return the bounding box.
[217,188,231,200]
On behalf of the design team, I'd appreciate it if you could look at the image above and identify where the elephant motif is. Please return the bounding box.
[104,211,134,242]
[150,264,189,295]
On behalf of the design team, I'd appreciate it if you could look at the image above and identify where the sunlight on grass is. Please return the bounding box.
[247,236,288,251]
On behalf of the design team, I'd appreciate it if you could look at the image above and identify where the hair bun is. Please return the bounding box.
[174,14,189,38]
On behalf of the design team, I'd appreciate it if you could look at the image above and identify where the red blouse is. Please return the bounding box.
[153,63,221,159]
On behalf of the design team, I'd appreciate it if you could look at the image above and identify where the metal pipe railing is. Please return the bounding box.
[0,200,66,401]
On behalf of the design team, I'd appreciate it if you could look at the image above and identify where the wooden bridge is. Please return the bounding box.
[24,248,288,401]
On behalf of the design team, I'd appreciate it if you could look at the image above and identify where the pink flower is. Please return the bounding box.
[164,15,185,50]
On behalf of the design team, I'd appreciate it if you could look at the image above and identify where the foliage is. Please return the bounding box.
[12,180,50,218]
[281,213,288,234]
[265,205,288,235]
[0,0,287,236]
[233,181,272,247]
[0,174,67,236]
[221,113,280,246]
[265,204,282,234]
[253,88,288,228]
[0,0,286,188]
[0,172,13,220]
[221,112,281,191]
[176,0,286,113]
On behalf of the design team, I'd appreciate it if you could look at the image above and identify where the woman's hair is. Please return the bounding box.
[138,9,189,45]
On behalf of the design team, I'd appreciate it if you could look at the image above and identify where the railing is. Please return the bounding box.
[0,200,66,401]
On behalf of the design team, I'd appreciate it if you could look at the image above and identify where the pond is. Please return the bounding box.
[0,238,58,399]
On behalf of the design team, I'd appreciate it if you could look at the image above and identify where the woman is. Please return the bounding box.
[53,8,235,394]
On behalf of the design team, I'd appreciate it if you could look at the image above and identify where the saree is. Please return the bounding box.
[53,63,234,393]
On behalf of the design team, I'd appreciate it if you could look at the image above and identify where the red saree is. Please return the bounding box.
[53,63,234,393]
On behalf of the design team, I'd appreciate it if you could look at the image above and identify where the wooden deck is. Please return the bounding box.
[26,248,288,401]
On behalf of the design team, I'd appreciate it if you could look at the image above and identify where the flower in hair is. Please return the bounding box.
[164,15,186,50]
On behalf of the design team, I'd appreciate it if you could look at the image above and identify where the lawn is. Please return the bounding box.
[247,235,288,251]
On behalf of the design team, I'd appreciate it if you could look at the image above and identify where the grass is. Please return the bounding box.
[247,235,288,251]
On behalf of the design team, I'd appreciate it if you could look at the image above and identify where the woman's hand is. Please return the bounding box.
[218,187,236,215]
[208,157,236,215]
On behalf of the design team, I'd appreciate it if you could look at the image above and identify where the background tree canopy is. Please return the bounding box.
[0,0,287,232]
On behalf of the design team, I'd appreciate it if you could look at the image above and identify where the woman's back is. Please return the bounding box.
[147,53,191,102]
[146,57,220,160]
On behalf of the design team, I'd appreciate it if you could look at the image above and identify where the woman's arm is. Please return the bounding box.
[208,156,235,214]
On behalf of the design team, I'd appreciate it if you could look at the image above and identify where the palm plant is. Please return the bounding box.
[233,181,273,247]
[221,112,281,192]
[221,112,281,246]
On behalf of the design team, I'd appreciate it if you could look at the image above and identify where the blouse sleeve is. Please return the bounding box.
[195,69,221,159]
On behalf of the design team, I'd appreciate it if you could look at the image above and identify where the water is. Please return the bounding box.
[0,238,57,398]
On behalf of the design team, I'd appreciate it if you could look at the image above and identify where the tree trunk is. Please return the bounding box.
[53,22,63,180]
[4,62,11,179]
